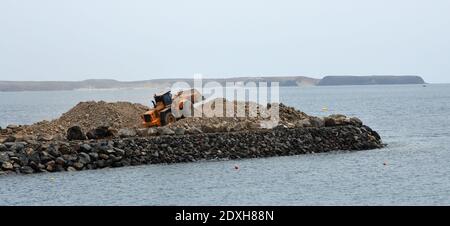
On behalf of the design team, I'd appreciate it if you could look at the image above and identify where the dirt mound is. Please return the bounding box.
[4,99,312,140]
[16,101,149,138]
[167,99,310,132]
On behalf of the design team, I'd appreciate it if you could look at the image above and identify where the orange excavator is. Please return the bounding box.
[141,89,202,127]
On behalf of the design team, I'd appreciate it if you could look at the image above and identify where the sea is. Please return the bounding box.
[0,84,449,205]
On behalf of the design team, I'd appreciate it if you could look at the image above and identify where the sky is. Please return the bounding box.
[0,0,449,83]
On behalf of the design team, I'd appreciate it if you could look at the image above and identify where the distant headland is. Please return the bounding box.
[318,75,426,86]
[0,75,426,92]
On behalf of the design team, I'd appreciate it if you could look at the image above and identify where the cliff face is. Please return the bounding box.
[318,76,425,86]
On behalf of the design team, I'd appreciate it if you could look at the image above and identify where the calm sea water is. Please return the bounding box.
[0,84,449,205]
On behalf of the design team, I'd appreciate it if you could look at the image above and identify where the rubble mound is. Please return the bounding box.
[15,101,149,138]
[167,100,311,132]
[1,99,359,142]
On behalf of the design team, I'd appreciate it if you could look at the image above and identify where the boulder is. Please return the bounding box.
[66,126,86,141]
[73,162,84,170]
[157,127,175,136]
[3,136,16,143]
[80,144,92,152]
[0,152,10,163]
[78,152,91,164]
[20,166,34,174]
[48,146,61,157]
[0,144,7,152]
[295,119,312,128]
[328,114,347,126]
[147,128,158,136]
[136,128,148,137]
[118,128,137,138]
[349,117,363,126]
[187,127,203,134]
[86,126,114,139]
[174,128,185,136]
[55,157,66,165]
[2,161,14,170]
[309,117,325,127]
[88,152,99,160]
[324,117,336,127]
[28,151,40,163]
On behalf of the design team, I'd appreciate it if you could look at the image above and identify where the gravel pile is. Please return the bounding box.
[1,99,364,142]
[10,101,149,139]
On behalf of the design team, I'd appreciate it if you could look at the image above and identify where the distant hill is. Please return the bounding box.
[0,76,320,92]
[0,75,427,91]
[318,76,425,86]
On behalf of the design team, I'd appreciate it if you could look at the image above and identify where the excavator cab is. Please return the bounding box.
[141,89,203,127]
[154,91,173,107]
[142,91,176,127]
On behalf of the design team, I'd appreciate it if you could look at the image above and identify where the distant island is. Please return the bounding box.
[0,75,426,92]
[318,75,425,86]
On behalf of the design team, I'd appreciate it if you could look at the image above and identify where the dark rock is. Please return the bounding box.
[48,146,61,157]
[113,148,125,156]
[55,157,66,165]
[78,152,91,164]
[20,166,34,174]
[350,117,363,126]
[80,144,92,152]
[28,151,40,163]
[0,152,9,163]
[86,126,114,140]
[324,117,336,127]
[89,152,99,160]
[66,126,86,141]
[0,144,7,152]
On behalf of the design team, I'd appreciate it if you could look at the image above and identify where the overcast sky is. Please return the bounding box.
[1,0,449,83]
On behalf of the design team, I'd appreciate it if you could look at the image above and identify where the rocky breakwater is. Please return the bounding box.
[0,116,383,176]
